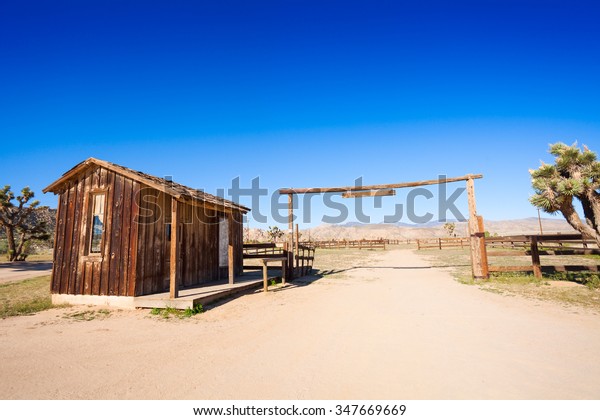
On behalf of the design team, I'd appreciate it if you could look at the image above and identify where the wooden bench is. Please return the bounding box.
[259,257,287,292]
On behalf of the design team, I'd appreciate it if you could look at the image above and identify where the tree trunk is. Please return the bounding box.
[5,226,17,262]
[588,190,600,230]
[560,200,600,246]
[15,232,28,261]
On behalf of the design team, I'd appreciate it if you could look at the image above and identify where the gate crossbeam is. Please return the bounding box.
[279,174,483,195]
[278,174,487,281]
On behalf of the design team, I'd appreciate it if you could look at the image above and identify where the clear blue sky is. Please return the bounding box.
[2,0,599,228]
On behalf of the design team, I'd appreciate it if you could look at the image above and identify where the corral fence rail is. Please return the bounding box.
[416,237,469,250]
[312,239,395,249]
[485,234,600,278]
[295,242,316,277]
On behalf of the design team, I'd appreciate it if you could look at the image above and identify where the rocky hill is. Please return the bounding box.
[247,218,578,242]
[305,218,577,241]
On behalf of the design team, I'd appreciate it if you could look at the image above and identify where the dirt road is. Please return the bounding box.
[1,249,599,399]
[0,262,53,285]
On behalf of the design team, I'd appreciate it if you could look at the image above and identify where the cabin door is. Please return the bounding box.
[218,216,229,270]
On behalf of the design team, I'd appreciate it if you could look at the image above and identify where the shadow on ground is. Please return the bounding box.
[0,262,53,272]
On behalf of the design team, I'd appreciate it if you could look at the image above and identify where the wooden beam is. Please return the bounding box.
[294,224,299,271]
[228,213,234,284]
[263,262,268,293]
[169,198,180,299]
[178,196,241,215]
[487,234,584,242]
[488,265,534,272]
[288,194,294,233]
[279,174,483,195]
[477,215,489,278]
[244,254,286,259]
[281,258,287,285]
[288,193,294,279]
[243,242,278,248]
[487,251,529,257]
[228,245,234,284]
[467,178,488,279]
[342,189,396,198]
[530,237,542,279]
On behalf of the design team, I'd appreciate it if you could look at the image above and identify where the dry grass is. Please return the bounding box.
[0,275,58,318]
[62,308,112,321]
[417,248,600,311]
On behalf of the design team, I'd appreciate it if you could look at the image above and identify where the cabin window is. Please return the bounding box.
[89,193,106,254]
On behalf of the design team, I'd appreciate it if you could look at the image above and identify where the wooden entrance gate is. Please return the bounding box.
[279,174,488,280]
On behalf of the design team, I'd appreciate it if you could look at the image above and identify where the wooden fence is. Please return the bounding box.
[243,242,315,277]
[485,234,600,278]
[312,239,388,249]
[243,243,285,271]
[416,237,469,250]
[295,243,316,277]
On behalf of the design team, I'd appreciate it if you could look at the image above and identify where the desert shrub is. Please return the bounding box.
[548,272,600,289]
[150,304,204,319]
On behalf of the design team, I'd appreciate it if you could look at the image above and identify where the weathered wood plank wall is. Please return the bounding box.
[52,166,141,296]
[52,165,245,297]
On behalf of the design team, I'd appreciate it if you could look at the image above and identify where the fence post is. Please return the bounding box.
[283,242,292,280]
[302,246,305,275]
[417,239,421,250]
[438,238,442,250]
[477,216,489,278]
[531,236,542,278]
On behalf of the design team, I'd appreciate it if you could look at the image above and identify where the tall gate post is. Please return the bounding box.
[287,193,294,279]
[466,177,488,280]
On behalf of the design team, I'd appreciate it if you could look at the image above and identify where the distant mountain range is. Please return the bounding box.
[337,219,468,228]
[300,218,577,241]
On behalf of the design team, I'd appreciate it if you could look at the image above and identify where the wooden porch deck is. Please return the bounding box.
[133,271,270,310]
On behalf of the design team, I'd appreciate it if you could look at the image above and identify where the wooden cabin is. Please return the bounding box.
[43,158,250,307]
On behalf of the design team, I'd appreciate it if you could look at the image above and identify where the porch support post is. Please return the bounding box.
[169,197,180,299]
[467,178,488,280]
[228,213,234,285]
[295,223,299,272]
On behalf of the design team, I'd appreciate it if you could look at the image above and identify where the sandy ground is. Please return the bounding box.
[0,262,53,285]
[1,249,599,400]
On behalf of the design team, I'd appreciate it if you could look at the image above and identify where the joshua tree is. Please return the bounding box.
[530,142,600,245]
[0,186,51,261]
[443,222,456,237]
[266,225,285,243]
